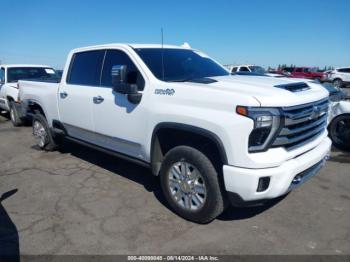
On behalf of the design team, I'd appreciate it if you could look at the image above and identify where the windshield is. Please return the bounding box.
[7,67,58,83]
[249,66,266,74]
[134,48,229,82]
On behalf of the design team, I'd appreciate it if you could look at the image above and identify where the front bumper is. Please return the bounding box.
[223,137,331,204]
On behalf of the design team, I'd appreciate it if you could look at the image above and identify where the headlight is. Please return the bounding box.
[236,106,281,153]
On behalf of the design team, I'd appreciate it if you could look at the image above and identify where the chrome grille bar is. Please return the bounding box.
[274,123,326,146]
[272,98,329,150]
[279,114,327,136]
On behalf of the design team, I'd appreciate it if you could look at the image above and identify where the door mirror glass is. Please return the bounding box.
[111,64,142,104]
[112,65,127,86]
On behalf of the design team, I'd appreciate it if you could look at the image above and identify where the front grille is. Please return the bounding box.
[272,98,329,150]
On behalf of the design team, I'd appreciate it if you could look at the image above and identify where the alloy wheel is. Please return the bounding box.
[33,120,47,147]
[168,161,207,211]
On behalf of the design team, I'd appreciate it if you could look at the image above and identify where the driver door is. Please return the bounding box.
[92,49,148,160]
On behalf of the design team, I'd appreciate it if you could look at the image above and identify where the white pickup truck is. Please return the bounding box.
[19,44,331,223]
[0,64,58,126]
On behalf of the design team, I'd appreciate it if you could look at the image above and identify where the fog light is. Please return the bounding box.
[257,177,270,192]
[292,175,302,184]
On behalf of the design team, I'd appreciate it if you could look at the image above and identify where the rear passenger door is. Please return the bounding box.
[58,50,105,140]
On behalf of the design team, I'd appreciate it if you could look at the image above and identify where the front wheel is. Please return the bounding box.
[329,114,350,152]
[333,79,343,88]
[159,146,226,223]
[32,114,58,151]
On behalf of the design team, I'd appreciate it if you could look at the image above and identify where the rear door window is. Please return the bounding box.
[338,68,350,73]
[67,50,105,86]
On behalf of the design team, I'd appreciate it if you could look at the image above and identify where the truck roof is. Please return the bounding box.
[71,43,190,53]
[0,64,52,69]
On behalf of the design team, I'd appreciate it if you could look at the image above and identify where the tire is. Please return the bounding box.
[32,113,58,151]
[9,101,23,127]
[159,146,226,223]
[333,79,343,88]
[329,114,350,152]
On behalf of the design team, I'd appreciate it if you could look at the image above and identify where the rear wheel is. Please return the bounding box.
[32,114,58,151]
[159,146,226,223]
[9,101,23,127]
[329,115,350,152]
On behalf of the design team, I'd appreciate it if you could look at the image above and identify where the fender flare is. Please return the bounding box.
[150,122,228,174]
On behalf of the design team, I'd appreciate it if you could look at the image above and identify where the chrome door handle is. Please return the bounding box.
[60,92,68,99]
[93,96,104,104]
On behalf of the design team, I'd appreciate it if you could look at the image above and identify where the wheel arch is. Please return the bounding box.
[150,122,228,176]
[333,77,343,82]
[26,100,47,118]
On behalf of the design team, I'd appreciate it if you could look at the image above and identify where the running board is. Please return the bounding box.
[64,136,151,169]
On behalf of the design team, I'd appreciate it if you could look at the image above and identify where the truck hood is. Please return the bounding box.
[207,75,329,107]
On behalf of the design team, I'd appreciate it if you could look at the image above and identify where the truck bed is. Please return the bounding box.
[18,79,60,126]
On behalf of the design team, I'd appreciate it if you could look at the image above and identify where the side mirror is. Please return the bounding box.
[111,65,142,104]
[112,65,127,87]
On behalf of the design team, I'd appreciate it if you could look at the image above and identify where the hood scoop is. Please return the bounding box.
[274,82,311,93]
[188,77,217,84]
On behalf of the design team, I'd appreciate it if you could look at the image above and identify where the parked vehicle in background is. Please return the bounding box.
[230,65,283,77]
[279,67,325,82]
[323,84,350,151]
[56,70,63,79]
[0,64,58,126]
[326,67,350,88]
[19,44,331,223]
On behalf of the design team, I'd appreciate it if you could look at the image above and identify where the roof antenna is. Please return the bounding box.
[161,27,165,80]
